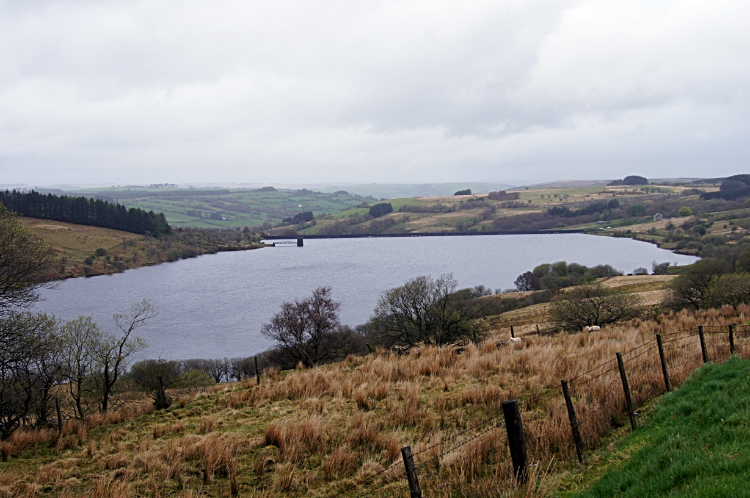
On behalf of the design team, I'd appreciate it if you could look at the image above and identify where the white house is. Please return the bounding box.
[654,213,664,221]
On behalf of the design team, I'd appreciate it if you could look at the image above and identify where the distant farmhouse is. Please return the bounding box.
[654,213,664,221]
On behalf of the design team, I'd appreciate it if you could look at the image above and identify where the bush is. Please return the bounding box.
[627,205,647,217]
[677,206,693,217]
[550,283,641,332]
[652,261,671,275]
[370,274,488,346]
[176,369,215,389]
[368,203,393,218]
[706,273,750,309]
[454,189,472,196]
[664,259,733,310]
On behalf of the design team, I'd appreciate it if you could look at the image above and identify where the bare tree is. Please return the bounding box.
[0,313,59,439]
[550,283,641,332]
[706,273,750,310]
[92,300,153,412]
[59,316,101,419]
[664,259,732,311]
[514,271,540,291]
[0,206,55,317]
[371,274,488,346]
[260,286,343,368]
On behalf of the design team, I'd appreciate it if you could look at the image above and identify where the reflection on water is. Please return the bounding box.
[35,234,698,360]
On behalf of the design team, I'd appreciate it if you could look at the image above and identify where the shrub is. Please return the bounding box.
[550,283,641,331]
[368,203,393,218]
[677,206,693,217]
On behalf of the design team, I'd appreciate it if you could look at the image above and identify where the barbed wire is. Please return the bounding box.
[660,329,698,336]
[660,334,698,346]
[351,324,737,497]
[415,419,504,472]
[621,344,658,366]
[348,460,405,498]
[570,364,620,388]
[409,414,498,460]
[663,339,702,353]
[568,356,619,384]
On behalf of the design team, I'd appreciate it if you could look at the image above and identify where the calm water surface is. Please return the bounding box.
[34,235,698,360]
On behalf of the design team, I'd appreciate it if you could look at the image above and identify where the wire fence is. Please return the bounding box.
[350,324,747,497]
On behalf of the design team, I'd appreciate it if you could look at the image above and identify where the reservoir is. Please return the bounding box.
[34,234,698,360]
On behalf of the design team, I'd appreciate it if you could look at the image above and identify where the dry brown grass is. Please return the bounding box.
[2,304,748,496]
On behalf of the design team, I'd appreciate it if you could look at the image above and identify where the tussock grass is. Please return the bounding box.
[2,304,748,496]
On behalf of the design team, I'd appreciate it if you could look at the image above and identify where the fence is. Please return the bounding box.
[349,323,750,497]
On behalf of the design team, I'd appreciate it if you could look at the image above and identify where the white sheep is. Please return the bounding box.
[586,325,601,332]
[509,337,522,345]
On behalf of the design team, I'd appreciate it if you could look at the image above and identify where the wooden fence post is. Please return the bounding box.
[561,380,586,464]
[155,375,170,410]
[401,446,422,498]
[656,334,671,392]
[510,325,515,339]
[729,323,736,356]
[502,399,528,483]
[55,397,63,434]
[616,352,637,431]
[254,356,260,385]
[535,324,541,335]
[698,326,708,363]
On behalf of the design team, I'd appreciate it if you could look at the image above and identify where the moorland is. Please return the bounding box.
[4,175,750,496]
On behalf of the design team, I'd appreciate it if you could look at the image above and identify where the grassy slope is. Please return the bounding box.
[565,356,750,498]
[314,182,515,199]
[20,217,265,280]
[282,184,728,237]
[69,187,374,229]
[2,292,747,497]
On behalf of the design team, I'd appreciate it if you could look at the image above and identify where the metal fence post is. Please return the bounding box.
[616,352,637,431]
[729,323,736,355]
[510,325,515,339]
[502,399,528,483]
[401,446,422,498]
[656,334,671,392]
[561,380,586,464]
[699,326,708,363]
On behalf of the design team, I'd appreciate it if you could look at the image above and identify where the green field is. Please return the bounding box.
[67,187,376,229]
[566,356,750,497]
[314,182,514,199]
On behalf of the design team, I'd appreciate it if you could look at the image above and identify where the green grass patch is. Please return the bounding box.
[567,356,750,498]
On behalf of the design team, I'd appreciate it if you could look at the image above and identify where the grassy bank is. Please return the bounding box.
[565,355,750,497]
[1,304,747,497]
[19,217,266,280]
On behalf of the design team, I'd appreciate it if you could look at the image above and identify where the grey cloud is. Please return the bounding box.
[1,0,749,186]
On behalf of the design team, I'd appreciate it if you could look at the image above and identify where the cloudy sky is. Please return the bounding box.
[1,0,748,187]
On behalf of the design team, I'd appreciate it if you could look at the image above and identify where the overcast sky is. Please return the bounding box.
[1,0,748,187]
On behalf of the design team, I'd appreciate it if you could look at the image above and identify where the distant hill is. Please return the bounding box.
[314,183,515,199]
[518,180,612,189]
[521,178,707,189]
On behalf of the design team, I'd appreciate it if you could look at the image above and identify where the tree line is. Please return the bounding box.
[547,199,620,218]
[0,190,170,236]
[257,275,516,370]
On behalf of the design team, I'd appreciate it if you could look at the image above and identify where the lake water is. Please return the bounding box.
[34,234,698,360]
